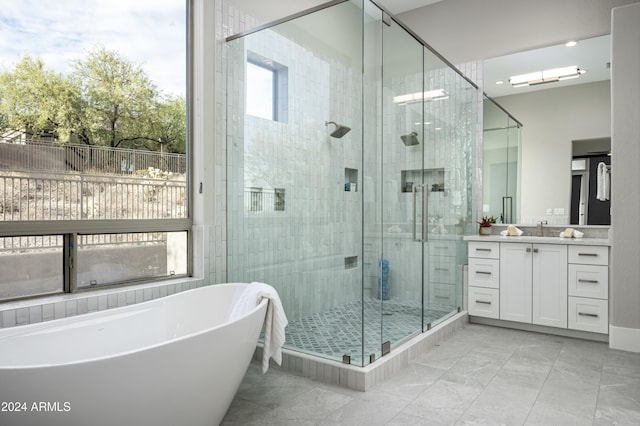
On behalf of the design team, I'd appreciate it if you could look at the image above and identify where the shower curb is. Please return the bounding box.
[252,311,469,391]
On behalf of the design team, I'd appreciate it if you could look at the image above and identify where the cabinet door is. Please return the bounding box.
[499,243,532,323]
[532,244,568,328]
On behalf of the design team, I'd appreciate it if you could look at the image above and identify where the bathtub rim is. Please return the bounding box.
[0,283,268,370]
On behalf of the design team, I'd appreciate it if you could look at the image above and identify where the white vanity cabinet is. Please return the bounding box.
[568,245,609,334]
[466,235,609,338]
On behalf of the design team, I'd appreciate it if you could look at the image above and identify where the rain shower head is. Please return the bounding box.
[401,131,420,146]
[325,121,351,138]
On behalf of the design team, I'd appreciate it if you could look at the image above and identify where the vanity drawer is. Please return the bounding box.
[568,264,608,299]
[568,297,608,334]
[568,245,609,266]
[468,242,500,259]
[468,287,499,319]
[468,258,500,289]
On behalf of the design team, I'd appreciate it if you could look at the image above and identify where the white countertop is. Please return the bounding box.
[463,235,610,246]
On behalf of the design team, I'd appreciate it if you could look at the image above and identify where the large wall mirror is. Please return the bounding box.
[483,34,611,226]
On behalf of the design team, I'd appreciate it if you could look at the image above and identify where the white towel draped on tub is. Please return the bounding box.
[596,162,610,201]
[229,282,288,373]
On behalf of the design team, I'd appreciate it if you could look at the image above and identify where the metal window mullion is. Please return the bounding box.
[64,233,78,293]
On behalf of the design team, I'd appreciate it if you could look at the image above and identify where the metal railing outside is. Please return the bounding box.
[0,140,186,175]
[0,171,187,221]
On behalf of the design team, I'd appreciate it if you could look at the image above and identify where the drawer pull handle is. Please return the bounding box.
[578,253,598,257]
[435,267,449,271]
[476,271,492,275]
[476,300,491,305]
[578,279,599,284]
[526,247,531,252]
[435,295,447,299]
[578,312,599,318]
[435,246,448,249]
[475,248,492,252]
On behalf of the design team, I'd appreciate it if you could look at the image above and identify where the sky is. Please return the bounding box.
[0,0,186,97]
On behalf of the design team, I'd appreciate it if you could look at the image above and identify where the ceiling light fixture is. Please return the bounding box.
[393,89,448,104]
[565,40,577,47]
[509,65,587,88]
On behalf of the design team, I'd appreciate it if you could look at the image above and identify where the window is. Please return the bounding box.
[0,0,189,301]
[247,62,275,120]
[246,52,288,122]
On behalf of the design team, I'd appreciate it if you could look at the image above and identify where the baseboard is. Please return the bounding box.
[609,325,640,352]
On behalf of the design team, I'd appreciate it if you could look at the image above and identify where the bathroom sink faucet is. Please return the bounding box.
[537,220,548,237]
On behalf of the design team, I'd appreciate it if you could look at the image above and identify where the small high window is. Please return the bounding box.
[246,52,288,122]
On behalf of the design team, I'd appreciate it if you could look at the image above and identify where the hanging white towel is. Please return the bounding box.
[596,162,610,201]
[230,282,288,373]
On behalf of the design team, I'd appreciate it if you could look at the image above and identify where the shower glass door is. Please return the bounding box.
[226,1,368,366]
[379,15,426,349]
[422,47,478,324]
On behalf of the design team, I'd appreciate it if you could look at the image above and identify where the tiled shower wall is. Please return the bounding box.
[226,8,365,322]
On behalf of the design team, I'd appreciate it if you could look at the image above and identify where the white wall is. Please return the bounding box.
[610,2,640,352]
[495,81,611,224]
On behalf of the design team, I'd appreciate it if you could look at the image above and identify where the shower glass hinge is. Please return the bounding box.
[426,323,432,331]
[342,355,351,365]
[369,353,376,364]
[458,306,461,313]
[382,341,391,356]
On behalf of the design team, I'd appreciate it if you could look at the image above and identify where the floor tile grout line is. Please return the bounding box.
[521,339,566,425]
[591,349,607,424]
[454,337,523,425]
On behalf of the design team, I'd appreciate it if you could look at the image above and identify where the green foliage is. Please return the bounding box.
[0,46,186,151]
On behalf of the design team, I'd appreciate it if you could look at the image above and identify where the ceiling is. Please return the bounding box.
[376,0,611,99]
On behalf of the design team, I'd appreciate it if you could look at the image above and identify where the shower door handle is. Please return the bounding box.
[412,184,428,243]
[422,185,429,242]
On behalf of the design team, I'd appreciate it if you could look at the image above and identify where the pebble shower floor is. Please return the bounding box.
[282,297,451,365]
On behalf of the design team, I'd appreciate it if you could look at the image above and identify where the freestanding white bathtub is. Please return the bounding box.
[0,283,268,426]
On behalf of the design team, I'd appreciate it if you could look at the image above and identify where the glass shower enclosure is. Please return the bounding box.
[226,0,479,367]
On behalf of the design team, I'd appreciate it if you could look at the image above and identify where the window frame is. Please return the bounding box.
[0,0,192,302]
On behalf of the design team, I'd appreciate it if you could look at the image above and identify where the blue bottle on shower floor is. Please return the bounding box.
[377,258,390,300]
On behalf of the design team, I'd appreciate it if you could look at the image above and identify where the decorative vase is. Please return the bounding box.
[479,226,492,236]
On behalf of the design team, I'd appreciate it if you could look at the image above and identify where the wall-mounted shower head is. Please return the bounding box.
[325,121,351,138]
[401,132,420,146]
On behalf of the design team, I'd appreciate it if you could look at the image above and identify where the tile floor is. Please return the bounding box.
[222,323,640,425]
[284,297,450,363]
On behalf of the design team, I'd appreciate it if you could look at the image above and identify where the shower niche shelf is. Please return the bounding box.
[345,168,358,192]
[401,168,445,193]
[344,256,358,269]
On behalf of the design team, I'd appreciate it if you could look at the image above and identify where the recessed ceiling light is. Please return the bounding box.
[495,80,504,85]
[565,40,577,47]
